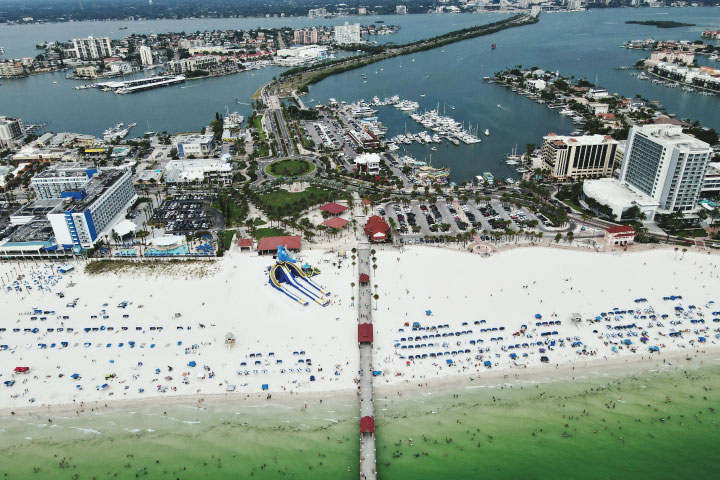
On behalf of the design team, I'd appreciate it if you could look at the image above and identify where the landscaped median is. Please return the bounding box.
[264,158,315,178]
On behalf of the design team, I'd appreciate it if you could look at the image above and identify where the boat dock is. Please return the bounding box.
[96,75,186,94]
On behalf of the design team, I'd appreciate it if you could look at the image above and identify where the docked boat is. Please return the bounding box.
[506,178,516,185]
[482,172,495,185]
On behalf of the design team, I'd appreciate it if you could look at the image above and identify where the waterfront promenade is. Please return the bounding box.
[357,245,377,479]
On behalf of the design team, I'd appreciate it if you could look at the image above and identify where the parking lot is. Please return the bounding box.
[150,194,216,234]
[379,198,545,243]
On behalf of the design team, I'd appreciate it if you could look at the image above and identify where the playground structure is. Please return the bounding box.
[268,245,330,307]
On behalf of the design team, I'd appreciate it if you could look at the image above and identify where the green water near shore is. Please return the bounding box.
[375,362,720,479]
[1,362,719,478]
[0,399,359,479]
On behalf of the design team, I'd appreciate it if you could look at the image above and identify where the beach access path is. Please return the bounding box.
[358,245,377,479]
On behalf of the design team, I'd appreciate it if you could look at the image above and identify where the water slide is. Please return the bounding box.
[268,266,309,306]
[279,264,329,307]
[285,262,331,297]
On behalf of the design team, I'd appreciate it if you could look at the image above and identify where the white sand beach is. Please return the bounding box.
[0,247,358,409]
[372,246,720,385]
[1,244,719,410]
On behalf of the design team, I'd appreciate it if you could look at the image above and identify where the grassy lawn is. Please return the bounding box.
[253,115,269,157]
[257,186,338,215]
[253,227,288,240]
[253,218,267,226]
[677,228,708,238]
[559,197,583,213]
[221,230,236,250]
[265,159,315,177]
[212,193,248,227]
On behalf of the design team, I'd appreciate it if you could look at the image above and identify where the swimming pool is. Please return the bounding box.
[145,245,190,256]
[115,249,137,256]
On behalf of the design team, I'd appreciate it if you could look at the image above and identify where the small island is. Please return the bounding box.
[626,20,695,29]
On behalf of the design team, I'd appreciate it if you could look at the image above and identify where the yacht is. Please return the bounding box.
[484,129,489,136]
[506,178,516,185]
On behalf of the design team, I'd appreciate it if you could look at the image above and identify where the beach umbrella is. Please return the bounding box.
[483,361,492,367]
[535,314,542,319]
[71,373,80,380]
[425,310,432,316]
[188,361,196,367]
[446,359,453,365]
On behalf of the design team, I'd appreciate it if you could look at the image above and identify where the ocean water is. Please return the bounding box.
[373,362,720,479]
[0,397,359,479]
[0,8,718,181]
[2,362,718,478]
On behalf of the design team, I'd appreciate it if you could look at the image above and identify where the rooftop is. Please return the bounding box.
[257,235,301,252]
[63,168,128,213]
[544,133,618,146]
[583,178,659,208]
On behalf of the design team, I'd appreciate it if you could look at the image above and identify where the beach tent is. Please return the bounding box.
[188,361,197,367]
[535,314,542,319]
[261,384,269,391]
[484,361,492,368]
[71,373,80,379]
[13,367,29,373]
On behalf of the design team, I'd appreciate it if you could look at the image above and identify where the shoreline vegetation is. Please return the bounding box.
[258,14,538,98]
[625,20,696,28]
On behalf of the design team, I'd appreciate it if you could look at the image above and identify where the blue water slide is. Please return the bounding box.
[269,266,309,306]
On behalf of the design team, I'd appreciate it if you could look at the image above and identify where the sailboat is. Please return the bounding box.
[144,120,154,136]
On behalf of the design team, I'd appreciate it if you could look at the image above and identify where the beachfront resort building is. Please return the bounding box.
[46,168,137,248]
[71,36,113,60]
[583,177,660,221]
[172,134,216,158]
[620,124,713,215]
[541,133,618,180]
[334,23,361,45]
[31,164,96,199]
[164,159,233,185]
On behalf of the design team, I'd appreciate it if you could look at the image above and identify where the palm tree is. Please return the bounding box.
[674,247,679,259]
[373,293,379,310]
[554,232,562,243]
[681,247,687,260]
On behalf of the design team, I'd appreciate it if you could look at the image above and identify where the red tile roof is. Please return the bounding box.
[360,415,375,433]
[322,217,348,229]
[365,216,390,241]
[257,236,301,252]
[606,225,635,235]
[236,238,253,248]
[319,202,348,215]
[359,273,370,284]
[358,323,373,344]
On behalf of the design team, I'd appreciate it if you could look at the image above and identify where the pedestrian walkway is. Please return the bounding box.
[357,245,377,479]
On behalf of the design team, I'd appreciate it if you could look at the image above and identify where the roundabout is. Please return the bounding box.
[264,158,316,178]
